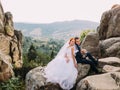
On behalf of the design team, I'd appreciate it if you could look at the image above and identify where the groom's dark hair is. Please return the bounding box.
[75,37,79,44]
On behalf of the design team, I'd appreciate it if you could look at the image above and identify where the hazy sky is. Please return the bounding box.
[1,0,120,23]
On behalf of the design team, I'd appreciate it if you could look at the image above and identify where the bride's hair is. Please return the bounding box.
[69,38,75,44]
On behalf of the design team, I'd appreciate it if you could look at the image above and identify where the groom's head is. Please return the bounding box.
[75,37,81,45]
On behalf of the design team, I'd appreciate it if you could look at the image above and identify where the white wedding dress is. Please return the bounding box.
[44,45,78,90]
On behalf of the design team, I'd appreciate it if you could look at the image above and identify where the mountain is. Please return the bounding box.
[14,20,99,40]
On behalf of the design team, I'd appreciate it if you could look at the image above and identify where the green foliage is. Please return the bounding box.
[50,50,54,59]
[80,29,95,42]
[27,44,37,61]
[16,37,64,80]
[0,77,25,90]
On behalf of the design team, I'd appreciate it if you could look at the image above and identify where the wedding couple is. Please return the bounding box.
[44,37,99,90]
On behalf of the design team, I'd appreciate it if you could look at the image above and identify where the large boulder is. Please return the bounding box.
[76,64,90,82]
[81,32,100,57]
[0,51,14,81]
[0,1,23,81]
[103,65,120,73]
[98,4,120,40]
[4,12,14,37]
[77,72,120,90]
[0,34,10,55]
[97,4,120,58]
[98,57,120,68]
[26,66,61,90]
[99,37,120,57]
[0,1,4,34]
[26,64,90,90]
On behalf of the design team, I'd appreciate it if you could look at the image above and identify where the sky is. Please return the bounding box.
[1,0,120,23]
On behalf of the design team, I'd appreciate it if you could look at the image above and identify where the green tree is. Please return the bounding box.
[27,44,37,61]
[50,50,54,59]
[80,29,95,42]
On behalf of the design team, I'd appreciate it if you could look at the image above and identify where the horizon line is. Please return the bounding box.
[14,19,100,24]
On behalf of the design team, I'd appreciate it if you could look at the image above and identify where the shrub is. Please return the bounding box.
[0,77,25,90]
[80,29,95,42]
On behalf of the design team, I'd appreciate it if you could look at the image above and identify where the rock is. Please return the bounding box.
[77,72,120,90]
[0,1,23,81]
[0,1,4,34]
[106,42,120,57]
[77,64,90,82]
[100,37,120,49]
[26,66,51,90]
[26,64,90,90]
[81,32,100,57]
[98,4,120,40]
[14,30,23,44]
[99,57,120,68]
[26,67,59,90]
[103,65,120,73]
[0,51,14,81]
[4,12,14,37]
[99,37,120,58]
[0,34,10,55]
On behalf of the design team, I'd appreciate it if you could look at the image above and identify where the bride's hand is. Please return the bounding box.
[74,63,78,68]
[66,58,69,63]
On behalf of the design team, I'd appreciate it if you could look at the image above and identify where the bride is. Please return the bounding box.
[44,38,78,90]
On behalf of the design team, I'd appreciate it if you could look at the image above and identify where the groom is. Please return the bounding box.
[74,37,99,73]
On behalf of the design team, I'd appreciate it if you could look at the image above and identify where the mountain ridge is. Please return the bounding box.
[14,20,99,40]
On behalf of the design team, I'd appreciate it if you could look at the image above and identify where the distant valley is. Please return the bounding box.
[14,20,99,40]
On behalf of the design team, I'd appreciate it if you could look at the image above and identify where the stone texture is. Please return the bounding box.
[99,57,120,68]
[98,4,120,40]
[103,65,120,73]
[0,1,4,34]
[99,37,120,58]
[4,12,14,37]
[0,1,23,81]
[96,4,120,58]
[81,32,100,57]
[76,64,90,82]
[106,42,120,57]
[0,34,10,55]
[100,37,120,49]
[77,72,120,90]
[26,64,90,90]
[0,51,14,81]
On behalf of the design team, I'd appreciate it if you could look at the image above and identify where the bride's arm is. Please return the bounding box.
[71,47,77,68]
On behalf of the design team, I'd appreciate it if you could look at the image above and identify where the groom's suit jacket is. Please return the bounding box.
[75,44,83,63]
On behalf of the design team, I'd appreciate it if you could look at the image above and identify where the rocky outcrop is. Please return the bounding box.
[103,65,120,73]
[81,32,100,57]
[99,37,120,58]
[76,64,90,82]
[81,4,120,58]
[98,4,120,40]
[98,4,120,58]
[99,57,120,68]
[77,72,120,90]
[26,64,90,90]
[75,5,120,90]
[0,1,22,81]
[0,51,14,81]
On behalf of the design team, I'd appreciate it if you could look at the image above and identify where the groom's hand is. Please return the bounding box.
[81,49,87,54]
